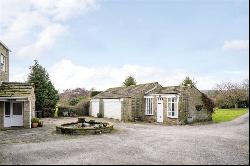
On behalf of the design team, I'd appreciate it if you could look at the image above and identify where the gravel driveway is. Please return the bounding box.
[0,113,249,165]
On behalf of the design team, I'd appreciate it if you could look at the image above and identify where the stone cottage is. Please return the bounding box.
[90,82,214,124]
[0,40,35,129]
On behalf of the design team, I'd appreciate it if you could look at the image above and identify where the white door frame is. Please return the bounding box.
[4,101,24,127]
[157,97,164,123]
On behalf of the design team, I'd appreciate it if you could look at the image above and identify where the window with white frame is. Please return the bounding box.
[167,97,178,118]
[0,54,6,72]
[145,98,153,115]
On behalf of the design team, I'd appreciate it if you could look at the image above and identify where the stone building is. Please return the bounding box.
[90,82,214,125]
[0,40,36,129]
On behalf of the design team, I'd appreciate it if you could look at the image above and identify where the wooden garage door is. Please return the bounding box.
[103,99,121,120]
[91,100,99,117]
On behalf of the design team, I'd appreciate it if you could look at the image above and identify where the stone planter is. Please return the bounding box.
[32,123,38,128]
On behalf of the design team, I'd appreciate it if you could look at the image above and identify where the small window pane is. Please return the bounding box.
[168,98,171,102]
[168,103,171,111]
[5,102,10,115]
[13,103,22,115]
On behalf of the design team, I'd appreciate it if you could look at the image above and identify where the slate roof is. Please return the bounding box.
[92,82,160,99]
[148,86,181,94]
[0,82,34,97]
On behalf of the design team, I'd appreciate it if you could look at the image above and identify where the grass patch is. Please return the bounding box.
[212,108,249,123]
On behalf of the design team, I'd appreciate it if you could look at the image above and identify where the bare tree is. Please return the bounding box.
[214,80,249,108]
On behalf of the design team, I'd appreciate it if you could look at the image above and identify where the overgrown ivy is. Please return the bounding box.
[201,93,215,113]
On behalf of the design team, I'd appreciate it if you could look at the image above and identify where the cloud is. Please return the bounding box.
[0,0,98,58]
[9,59,249,92]
[223,40,249,52]
[49,59,189,92]
[16,24,68,58]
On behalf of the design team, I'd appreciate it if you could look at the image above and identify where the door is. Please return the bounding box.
[11,102,23,126]
[4,101,23,127]
[157,97,164,123]
[4,102,11,127]
[103,99,121,120]
[91,100,99,117]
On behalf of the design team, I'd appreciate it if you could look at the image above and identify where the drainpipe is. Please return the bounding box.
[29,99,32,128]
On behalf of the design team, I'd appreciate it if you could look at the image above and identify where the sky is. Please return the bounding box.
[0,0,249,92]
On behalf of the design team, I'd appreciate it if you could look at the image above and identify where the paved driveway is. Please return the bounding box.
[0,113,249,165]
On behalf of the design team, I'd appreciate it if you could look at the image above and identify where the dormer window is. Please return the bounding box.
[0,54,6,72]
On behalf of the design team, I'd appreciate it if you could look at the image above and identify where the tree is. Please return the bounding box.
[123,75,137,87]
[214,81,248,109]
[181,76,196,87]
[28,60,59,115]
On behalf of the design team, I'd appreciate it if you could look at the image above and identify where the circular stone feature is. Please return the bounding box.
[56,117,114,135]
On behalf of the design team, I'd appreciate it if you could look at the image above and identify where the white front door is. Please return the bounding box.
[103,99,122,120]
[157,97,164,123]
[4,101,23,127]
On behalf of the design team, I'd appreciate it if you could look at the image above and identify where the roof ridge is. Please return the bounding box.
[107,82,159,89]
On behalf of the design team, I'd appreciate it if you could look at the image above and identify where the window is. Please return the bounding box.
[145,98,153,115]
[167,97,178,118]
[5,102,10,116]
[13,103,23,115]
[0,54,6,72]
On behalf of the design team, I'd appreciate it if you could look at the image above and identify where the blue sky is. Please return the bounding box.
[0,0,249,91]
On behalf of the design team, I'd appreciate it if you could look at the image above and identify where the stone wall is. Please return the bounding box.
[0,43,9,82]
[99,99,104,117]
[121,98,133,122]
[180,86,213,123]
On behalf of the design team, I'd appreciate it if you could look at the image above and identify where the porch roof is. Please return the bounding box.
[147,86,181,94]
[0,82,34,98]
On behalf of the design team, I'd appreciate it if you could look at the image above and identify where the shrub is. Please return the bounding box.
[89,120,95,125]
[31,117,40,123]
[38,120,43,127]
[69,98,80,106]
[97,113,103,118]
[201,93,215,113]
[195,105,203,111]
[57,101,90,117]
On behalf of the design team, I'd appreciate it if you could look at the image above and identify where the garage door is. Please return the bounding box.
[103,99,121,120]
[91,100,99,117]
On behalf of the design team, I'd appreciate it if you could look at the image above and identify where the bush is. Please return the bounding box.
[97,113,103,118]
[38,120,43,127]
[69,98,80,106]
[89,120,95,125]
[57,101,90,117]
[31,117,40,123]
